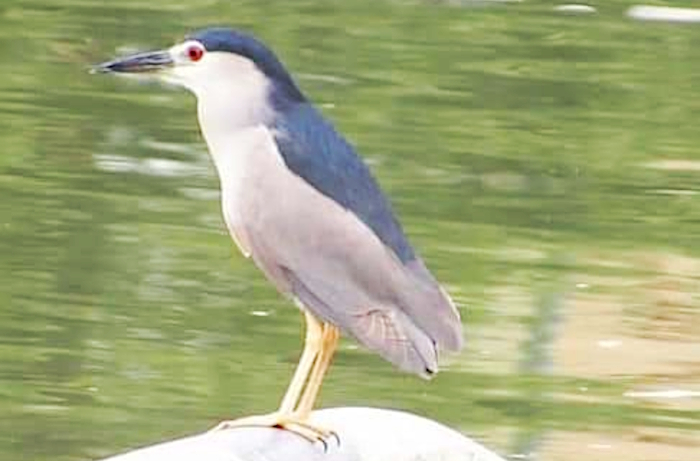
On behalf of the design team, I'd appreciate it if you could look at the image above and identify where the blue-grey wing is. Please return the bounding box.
[272,103,415,264]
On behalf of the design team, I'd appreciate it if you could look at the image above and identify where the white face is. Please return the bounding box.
[161,41,252,94]
[161,40,273,131]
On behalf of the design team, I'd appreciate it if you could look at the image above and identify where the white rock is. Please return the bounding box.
[100,407,506,461]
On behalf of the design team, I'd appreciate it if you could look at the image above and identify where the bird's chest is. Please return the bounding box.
[203,125,286,252]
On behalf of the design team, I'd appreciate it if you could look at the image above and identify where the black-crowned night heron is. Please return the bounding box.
[95,27,463,444]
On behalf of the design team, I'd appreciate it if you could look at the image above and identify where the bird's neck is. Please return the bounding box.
[196,83,272,135]
[196,88,273,179]
[195,83,275,192]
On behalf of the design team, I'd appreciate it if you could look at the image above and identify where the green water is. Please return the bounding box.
[1,1,699,460]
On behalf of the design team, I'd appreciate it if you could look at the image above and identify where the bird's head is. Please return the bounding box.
[95,28,305,126]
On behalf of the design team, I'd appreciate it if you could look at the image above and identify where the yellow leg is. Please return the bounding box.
[279,311,323,413]
[295,324,339,417]
[210,312,338,446]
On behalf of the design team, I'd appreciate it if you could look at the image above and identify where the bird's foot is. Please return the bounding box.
[209,412,339,449]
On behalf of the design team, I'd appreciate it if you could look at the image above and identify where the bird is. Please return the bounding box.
[94,27,463,444]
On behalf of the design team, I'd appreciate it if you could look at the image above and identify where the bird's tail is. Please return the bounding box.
[350,307,439,378]
[350,258,463,378]
[401,258,463,353]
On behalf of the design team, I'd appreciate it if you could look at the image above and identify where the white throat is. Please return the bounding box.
[162,46,282,247]
[171,52,274,184]
[161,49,272,151]
[192,53,273,142]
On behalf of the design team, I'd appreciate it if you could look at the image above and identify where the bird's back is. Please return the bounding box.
[272,103,416,264]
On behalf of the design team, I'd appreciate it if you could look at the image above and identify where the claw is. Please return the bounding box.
[318,434,329,452]
[330,430,341,447]
[208,412,339,450]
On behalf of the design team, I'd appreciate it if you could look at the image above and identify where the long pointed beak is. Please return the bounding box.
[92,49,173,74]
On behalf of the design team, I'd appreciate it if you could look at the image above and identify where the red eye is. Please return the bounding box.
[187,46,204,62]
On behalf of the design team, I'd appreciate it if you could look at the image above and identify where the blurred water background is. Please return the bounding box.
[1,1,699,460]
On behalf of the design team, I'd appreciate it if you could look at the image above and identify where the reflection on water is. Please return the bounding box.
[1,1,699,460]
